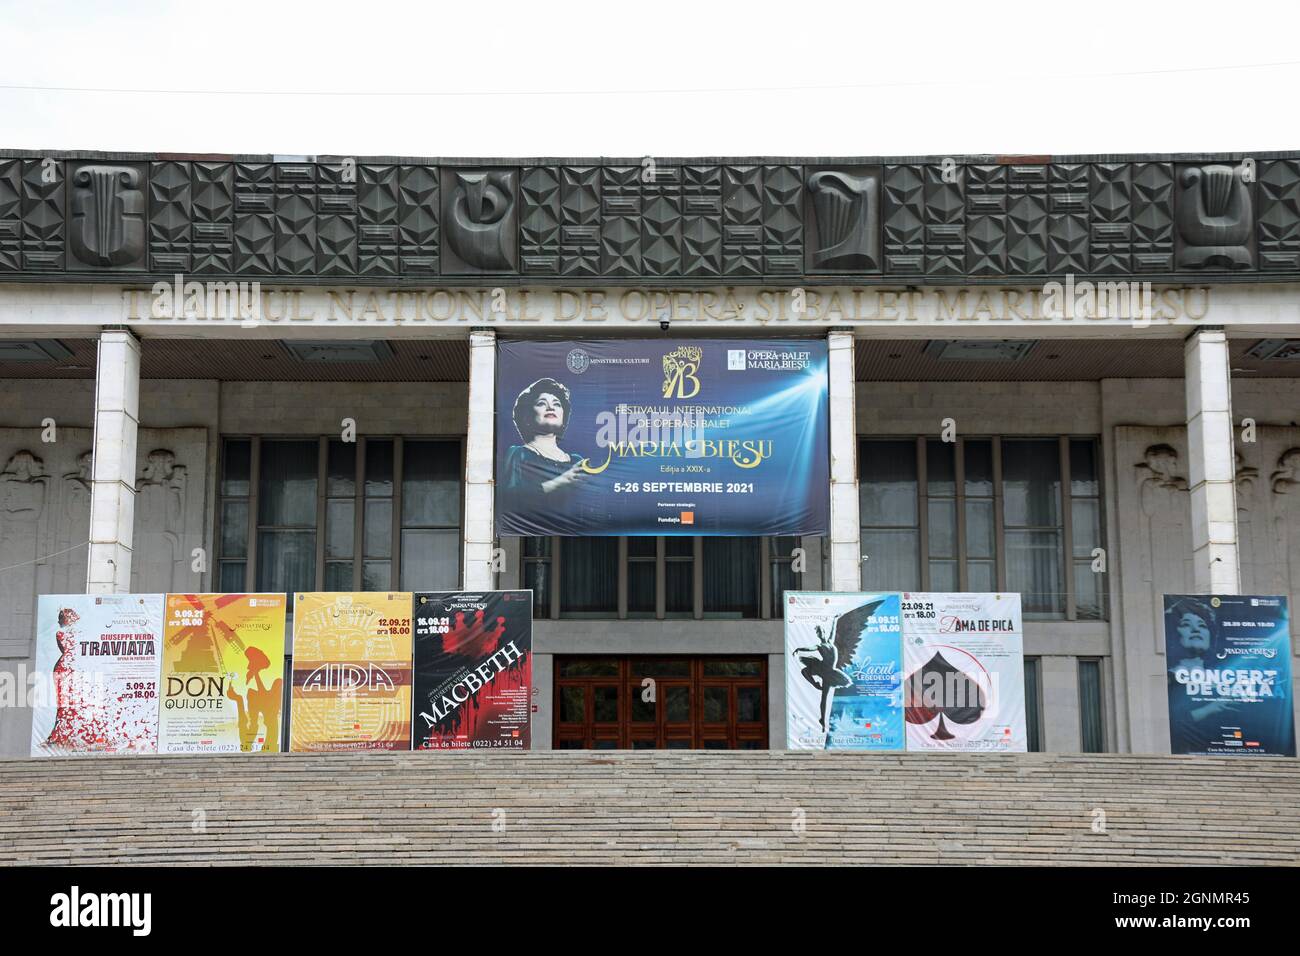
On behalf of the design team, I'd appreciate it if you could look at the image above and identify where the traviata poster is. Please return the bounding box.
[158,593,287,754]
[495,339,829,536]
[785,592,903,751]
[30,593,164,757]
[413,590,532,750]
[901,592,1027,752]
[1164,594,1294,757]
[289,592,413,752]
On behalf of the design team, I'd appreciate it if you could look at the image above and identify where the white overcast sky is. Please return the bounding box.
[2,0,1298,156]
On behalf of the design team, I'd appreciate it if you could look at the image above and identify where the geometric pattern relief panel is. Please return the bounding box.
[190,162,235,275]
[146,161,235,275]
[1048,163,1089,273]
[883,164,925,274]
[398,165,438,276]
[0,158,22,272]
[1089,162,1133,274]
[721,165,762,277]
[643,165,683,278]
[21,159,64,272]
[233,162,276,275]
[520,165,561,276]
[923,164,965,276]
[600,165,642,276]
[761,164,802,276]
[1258,158,1300,271]
[557,166,601,278]
[1129,162,1174,273]
[680,165,722,277]
[357,164,402,277]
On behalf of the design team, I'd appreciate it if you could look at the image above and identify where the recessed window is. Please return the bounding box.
[522,535,805,620]
[218,436,463,597]
[858,436,1106,621]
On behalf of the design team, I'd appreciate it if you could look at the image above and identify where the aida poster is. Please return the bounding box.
[289,592,414,752]
[1164,594,1294,757]
[30,593,164,757]
[495,339,829,536]
[158,593,287,754]
[412,590,533,750]
[901,592,1027,752]
[785,591,903,751]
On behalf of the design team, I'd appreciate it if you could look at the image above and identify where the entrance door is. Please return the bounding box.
[554,657,767,750]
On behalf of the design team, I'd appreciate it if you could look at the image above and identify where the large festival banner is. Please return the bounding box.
[901,592,1027,752]
[289,592,414,752]
[1164,594,1295,757]
[495,339,829,536]
[785,591,903,750]
[30,594,164,757]
[412,590,532,750]
[158,593,287,754]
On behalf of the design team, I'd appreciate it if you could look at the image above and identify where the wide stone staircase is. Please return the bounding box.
[1,751,1297,865]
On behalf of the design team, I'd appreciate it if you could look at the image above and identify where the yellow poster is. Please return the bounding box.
[290,592,414,752]
[159,593,288,754]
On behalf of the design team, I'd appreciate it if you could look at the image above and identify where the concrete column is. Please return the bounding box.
[1040,655,1082,752]
[462,329,497,590]
[827,330,861,592]
[86,329,141,594]
[1184,328,1240,594]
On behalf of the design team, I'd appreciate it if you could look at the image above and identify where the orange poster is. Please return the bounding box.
[290,592,414,752]
[159,593,287,754]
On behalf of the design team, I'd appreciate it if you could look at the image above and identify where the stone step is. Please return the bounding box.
[1,751,1296,865]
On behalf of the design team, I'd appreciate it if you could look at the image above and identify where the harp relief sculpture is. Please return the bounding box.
[806,169,880,272]
[1175,163,1253,270]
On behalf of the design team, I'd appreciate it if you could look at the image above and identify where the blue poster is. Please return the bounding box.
[1164,594,1295,757]
[785,592,904,751]
[495,339,829,536]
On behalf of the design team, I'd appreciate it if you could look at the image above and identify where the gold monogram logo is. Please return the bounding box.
[662,346,702,398]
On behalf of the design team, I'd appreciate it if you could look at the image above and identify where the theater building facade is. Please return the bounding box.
[0,149,1298,756]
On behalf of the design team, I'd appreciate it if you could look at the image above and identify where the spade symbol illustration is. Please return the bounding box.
[904,652,986,740]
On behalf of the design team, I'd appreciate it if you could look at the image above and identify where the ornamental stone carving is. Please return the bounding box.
[1175,163,1254,270]
[805,167,880,272]
[68,163,146,269]
[441,168,518,273]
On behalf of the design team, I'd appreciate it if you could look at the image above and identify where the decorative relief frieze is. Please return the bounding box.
[0,153,1289,282]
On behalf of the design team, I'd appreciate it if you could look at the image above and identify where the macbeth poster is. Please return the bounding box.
[30,593,164,757]
[158,593,287,754]
[1164,594,1294,757]
[413,590,532,750]
[495,339,829,536]
[901,592,1027,752]
[785,591,903,751]
[290,592,414,752]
